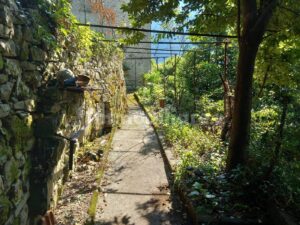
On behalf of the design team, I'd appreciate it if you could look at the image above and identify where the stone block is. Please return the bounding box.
[0,0,18,10]
[18,202,29,225]
[0,195,11,225]
[0,5,13,27]
[15,151,25,167]
[0,74,8,84]
[0,40,17,57]
[24,138,35,152]
[23,71,42,88]
[30,46,47,62]
[5,58,22,77]
[0,23,14,39]
[13,101,25,110]
[4,157,20,187]
[25,99,36,112]
[20,61,38,71]
[22,26,33,42]
[20,41,29,60]
[0,103,10,118]
[13,25,23,44]
[11,179,24,206]
[0,154,8,169]
[16,79,31,99]
[12,216,20,225]
[14,99,35,111]
[3,115,32,179]
[0,82,14,101]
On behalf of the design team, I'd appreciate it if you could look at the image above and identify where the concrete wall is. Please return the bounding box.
[71,0,151,91]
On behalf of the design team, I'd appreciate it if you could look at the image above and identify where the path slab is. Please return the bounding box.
[94,98,188,225]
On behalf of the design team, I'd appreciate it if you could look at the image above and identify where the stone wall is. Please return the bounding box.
[0,1,127,224]
[71,0,151,91]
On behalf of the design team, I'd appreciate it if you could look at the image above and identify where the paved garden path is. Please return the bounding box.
[94,97,188,225]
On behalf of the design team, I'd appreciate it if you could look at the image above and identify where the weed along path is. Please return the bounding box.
[94,97,188,225]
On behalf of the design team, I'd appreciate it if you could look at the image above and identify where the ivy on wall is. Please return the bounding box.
[33,0,123,63]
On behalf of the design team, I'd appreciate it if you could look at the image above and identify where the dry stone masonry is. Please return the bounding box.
[0,1,127,224]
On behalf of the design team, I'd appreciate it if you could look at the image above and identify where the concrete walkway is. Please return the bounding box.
[94,97,188,225]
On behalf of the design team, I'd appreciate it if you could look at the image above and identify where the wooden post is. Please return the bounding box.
[221,40,232,141]
[193,51,197,112]
[163,58,166,98]
[223,41,229,115]
[134,59,137,90]
[174,54,178,114]
[84,0,87,24]
[224,41,228,80]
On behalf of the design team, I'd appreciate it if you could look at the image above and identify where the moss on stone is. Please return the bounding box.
[12,217,20,225]
[20,42,29,61]
[5,158,20,185]
[0,53,3,71]
[0,195,11,224]
[10,116,33,153]
[0,145,11,166]
[23,160,31,181]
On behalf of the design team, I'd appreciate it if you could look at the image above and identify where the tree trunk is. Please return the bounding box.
[227,40,259,170]
[221,42,233,141]
[265,100,288,179]
[221,80,234,141]
[257,64,271,98]
[226,0,278,171]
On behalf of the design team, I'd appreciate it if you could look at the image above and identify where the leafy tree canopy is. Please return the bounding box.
[123,0,300,95]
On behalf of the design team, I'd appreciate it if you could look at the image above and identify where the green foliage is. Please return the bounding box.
[139,96,269,217]
[138,70,164,105]
[33,0,123,63]
[10,116,33,153]
[149,109,224,184]
[250,106,279,158]
[126,0,300,219]
[139,45,232,115]
[122,0,237,37]
[248,98,300,216]
[137,44,300,219]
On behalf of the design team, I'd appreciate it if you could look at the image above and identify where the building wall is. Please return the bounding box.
[71,0,151,91]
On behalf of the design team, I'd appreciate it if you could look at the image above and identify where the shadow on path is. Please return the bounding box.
[94,96,190,225]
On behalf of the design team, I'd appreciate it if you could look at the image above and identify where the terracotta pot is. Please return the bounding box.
[76,75,90,87]
[159,99,165,108]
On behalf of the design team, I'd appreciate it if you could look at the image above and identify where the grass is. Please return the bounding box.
[86,126,116,223]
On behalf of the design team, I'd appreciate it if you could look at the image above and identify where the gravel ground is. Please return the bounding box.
[55,136,109,225]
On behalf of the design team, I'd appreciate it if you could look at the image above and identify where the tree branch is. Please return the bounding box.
[278,4,300,16]
[251,0,278,41]
[257,64,271,97]
[241,0,258,36]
